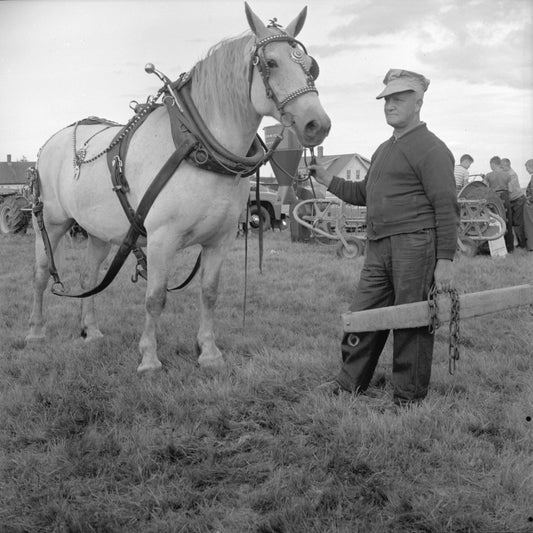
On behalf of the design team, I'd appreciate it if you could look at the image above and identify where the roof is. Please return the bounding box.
[0,161,35,185]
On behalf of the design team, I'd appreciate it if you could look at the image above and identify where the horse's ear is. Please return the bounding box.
[245,2,268,37]
[284,6,307,37]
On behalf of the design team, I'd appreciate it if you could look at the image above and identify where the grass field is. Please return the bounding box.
[1,230,532,533]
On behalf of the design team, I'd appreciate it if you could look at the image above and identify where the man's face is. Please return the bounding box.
[383,91,422,129]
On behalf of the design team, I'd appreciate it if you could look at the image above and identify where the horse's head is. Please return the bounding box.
[245,3,331,148]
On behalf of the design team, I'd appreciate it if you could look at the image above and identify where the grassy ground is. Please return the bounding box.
[1,230,532,533]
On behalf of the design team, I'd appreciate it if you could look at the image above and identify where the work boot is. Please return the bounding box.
[315,379,350,395]
[393,396,423,408]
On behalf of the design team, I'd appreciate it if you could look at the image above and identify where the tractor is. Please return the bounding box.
[0,156,34,234]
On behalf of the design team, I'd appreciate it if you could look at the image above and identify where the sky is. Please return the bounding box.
[1,0,532,184]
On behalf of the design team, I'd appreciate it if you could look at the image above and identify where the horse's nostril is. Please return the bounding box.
[304,119,330,145]
[305,120,319,134]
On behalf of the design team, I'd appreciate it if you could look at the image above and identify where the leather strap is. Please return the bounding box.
[52,137,198,298]
[107,104,160,236]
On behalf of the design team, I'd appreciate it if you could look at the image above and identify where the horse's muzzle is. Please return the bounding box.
[302,117,331,147]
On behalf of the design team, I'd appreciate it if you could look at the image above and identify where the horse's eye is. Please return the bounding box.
[266,59,278,69]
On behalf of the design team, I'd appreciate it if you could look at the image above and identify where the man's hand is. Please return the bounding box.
[308,163,333,188]
[433,259,455,291]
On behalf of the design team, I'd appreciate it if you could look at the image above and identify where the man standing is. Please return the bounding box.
[454,154,474,192]
[484,156,513,252]
[310,69,459,406]
[501,157,526,249]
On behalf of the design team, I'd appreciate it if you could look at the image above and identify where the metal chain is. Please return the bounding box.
[448,288,461,375]
[427,284,440,334]
[72,95,161,173]
[427,285,461,374]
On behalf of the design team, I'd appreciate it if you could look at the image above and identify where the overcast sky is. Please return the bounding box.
[1,0,532,184]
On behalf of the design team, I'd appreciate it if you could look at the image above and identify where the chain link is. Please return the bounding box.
[447,288,461,375]
[427,285,461,375]
[72,96,161,174]
[427,284,440,334]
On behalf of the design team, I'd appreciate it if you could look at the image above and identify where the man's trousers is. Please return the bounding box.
[336,230,437,402]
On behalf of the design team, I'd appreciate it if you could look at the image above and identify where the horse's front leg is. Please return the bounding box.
[196,238,232,368]
[137,238,171,374]
[79,235,111,341]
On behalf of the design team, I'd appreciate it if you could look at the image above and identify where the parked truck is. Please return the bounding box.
[242,125,305,237]
[246,178,290,231]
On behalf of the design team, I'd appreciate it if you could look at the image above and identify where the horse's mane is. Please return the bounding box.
[192,32,255,123]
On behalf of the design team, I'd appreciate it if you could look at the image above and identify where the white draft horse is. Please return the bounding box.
[26,3,330,373]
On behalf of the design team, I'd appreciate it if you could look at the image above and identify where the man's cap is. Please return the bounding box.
[376,69,430,99]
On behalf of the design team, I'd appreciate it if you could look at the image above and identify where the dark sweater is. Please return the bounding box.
[328,123,459,260]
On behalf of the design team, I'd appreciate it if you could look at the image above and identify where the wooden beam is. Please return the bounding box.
[342,284,533,333]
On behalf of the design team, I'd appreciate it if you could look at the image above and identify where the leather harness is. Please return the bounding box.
[32,28,318,298]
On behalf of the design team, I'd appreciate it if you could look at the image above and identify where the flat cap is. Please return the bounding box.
[376,69,430,99]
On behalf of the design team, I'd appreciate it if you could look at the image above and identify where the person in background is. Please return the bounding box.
[524,159,533,251]
[309,69,459,406]
[454,154,473,192]
[501,157,526,249]
[484,156,513,252]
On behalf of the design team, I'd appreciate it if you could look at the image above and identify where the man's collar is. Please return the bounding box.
[393,121,426,140]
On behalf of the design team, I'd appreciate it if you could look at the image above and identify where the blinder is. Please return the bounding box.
[309,56,319,81]
[288,46,319,81]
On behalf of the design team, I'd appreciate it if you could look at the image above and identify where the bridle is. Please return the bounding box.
[248,31,320,126]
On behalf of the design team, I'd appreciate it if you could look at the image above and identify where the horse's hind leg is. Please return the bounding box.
[26,223,69,343]
[79,235,111,341]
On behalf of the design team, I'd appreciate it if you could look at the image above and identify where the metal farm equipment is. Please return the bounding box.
[0,157,34,234]
[456,180,506,256]
[292,179,507,258]
[292,198,367,258]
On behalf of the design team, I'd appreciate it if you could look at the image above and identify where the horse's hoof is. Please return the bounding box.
[83,331,104,342]
[198,353,226,368]
[81,327,104,342]
[137,360,163,374]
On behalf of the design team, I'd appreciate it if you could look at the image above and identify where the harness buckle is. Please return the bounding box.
[112,156,130,193]
[131,247,148,283]
[51,281,66,295]
[192,147,209,166]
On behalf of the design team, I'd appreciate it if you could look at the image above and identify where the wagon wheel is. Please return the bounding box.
[249,205,271,232]
[0,196,29,234]
[336,237,365,259]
